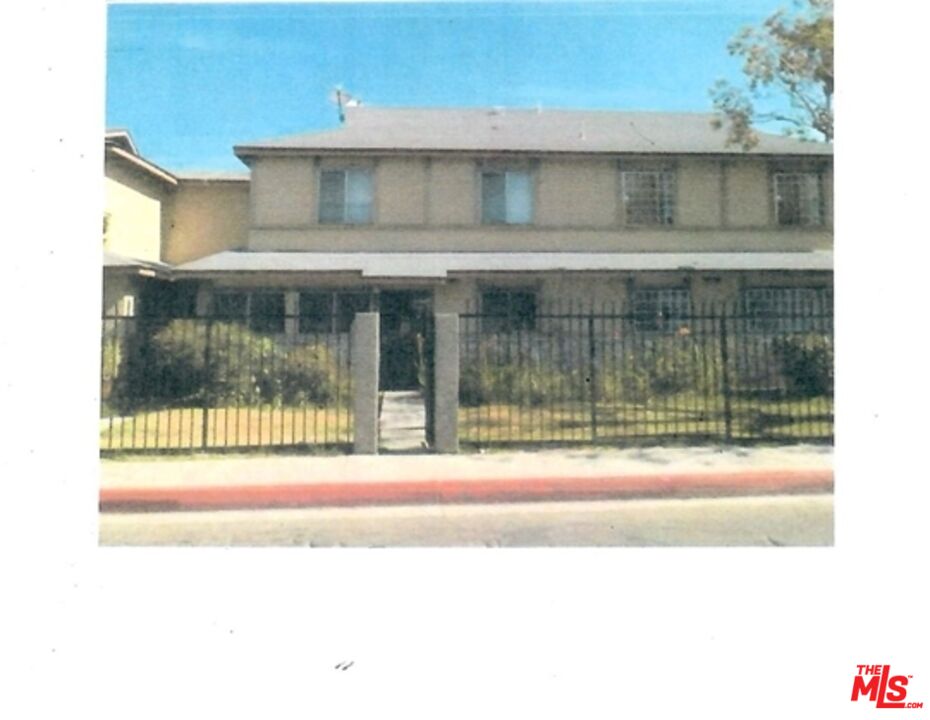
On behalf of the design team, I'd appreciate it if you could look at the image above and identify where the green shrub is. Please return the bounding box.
[100,335,127,408]
[608,339,712,402]
[460,359,569,407]
[115,320,341,409]
[277,344,340,405]
[460,335,713,407]
[772,333,833,398]
[144,321,279,404]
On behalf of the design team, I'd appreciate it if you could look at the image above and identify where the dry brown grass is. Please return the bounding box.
[100,405,352,451]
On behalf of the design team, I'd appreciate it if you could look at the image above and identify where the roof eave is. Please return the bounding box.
[234,145,832,159]
[106,146,179,186]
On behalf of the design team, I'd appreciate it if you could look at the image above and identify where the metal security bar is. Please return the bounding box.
[100,311,353,453]
[459,296,833,448]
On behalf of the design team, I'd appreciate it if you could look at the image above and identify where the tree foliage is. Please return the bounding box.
[711,0,833,150]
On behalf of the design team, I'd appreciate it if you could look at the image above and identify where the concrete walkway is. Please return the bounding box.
[378,390,426,452]
[100,444,832,511]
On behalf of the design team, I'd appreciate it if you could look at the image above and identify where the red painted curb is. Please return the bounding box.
[100,469,833,512]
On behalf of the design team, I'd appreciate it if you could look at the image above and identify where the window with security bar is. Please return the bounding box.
[631,288,692,333]
[319,168,373,224]
[741,287,832,333]
[773,172,823,226]
[621,167,675,225]
[481,288,537,331]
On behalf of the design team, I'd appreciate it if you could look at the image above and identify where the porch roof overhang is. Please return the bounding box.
[174,250,833,279]
[103,251,172,278]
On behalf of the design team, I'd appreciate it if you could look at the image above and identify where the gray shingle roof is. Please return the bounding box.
[174,170,250,182]
[236,107,832,157]
[175,251,833,278]
[103,251,172,274]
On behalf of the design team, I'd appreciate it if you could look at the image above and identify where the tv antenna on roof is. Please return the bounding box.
[329,86,361,123]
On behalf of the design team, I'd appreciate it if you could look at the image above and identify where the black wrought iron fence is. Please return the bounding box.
[459,298,833,447]
[100,312,352,452]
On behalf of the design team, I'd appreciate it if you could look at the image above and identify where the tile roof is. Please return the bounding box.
[236,107,832,157]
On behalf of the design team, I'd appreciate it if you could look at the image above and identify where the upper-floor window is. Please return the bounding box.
[481,288,537,331]
[213,291,285,334]
[631,287,691,333]
[480,170,533,225]
[319,168,373,224]
[773,172,822,227]
[621,165,676,226]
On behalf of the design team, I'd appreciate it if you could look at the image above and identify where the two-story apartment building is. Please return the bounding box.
[163,107,831,388]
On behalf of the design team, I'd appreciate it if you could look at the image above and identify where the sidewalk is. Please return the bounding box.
[100,444,833,511]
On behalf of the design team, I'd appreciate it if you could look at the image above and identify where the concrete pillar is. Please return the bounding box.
[351,312,380,454]
[433,313,460,453]
[284,291,299,339]
[195,287,212,317]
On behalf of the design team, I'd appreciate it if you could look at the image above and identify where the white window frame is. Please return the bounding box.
[480,169,534,225]
[318,168,374,225]
[621,166,676,226]
[773,172,823,227]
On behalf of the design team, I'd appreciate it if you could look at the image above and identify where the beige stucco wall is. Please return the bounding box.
[165,181,250,264]
[245,153,832,252]
[104,160,170,263]
[677,158,722,227]
[427,159,475,226]
[249,226,831,253]
[536,159,617,227]
[378,158,427,225]
[197,269,831,326]
[433,270,831,314]
[724,159,771,227]
[251,157,316,227]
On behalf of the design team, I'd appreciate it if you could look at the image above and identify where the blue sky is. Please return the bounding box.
[106,1,784,170]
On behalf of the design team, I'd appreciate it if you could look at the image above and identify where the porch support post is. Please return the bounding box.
[195,287,211,317]
[284,291,299,339]
[433,313,460,453]
[351,312,380,454]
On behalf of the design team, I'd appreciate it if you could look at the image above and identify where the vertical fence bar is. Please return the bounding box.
[718,308,733,443]
[200,315,213,450]
[587,313,598,442]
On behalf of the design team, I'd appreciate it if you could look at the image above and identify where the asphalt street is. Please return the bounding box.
[99,493,833,547]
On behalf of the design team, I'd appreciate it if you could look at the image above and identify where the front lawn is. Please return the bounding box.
[100,405,352,451]
[459,395,833,444]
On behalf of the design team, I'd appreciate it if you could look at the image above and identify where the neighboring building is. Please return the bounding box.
[107,107,833,389]
[102,129,249,317]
